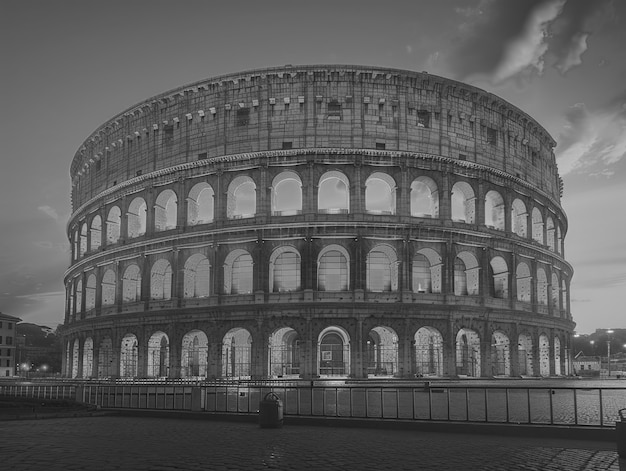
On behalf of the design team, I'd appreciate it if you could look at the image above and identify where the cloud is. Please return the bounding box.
[406,45,413,55]
[443,0,613,82]
[556,96,626,175]
[549,0,615,74]
[493,0,566,82]
[38,205,59,220]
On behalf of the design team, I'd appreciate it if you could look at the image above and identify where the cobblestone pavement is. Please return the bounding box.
[1,416,623,471]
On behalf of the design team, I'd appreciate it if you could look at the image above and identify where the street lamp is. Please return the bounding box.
[606,330,613,378]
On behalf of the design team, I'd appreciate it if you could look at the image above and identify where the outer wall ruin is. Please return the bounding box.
[61,65,574,380]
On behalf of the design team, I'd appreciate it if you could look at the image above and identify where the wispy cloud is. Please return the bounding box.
[38,205,59,220]
[557,95,626,175]
[444,0,614,83]
[493,0,565,82]
[550,0,615,74]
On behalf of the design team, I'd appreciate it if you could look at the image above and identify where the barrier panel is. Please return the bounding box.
[2,382,624,428]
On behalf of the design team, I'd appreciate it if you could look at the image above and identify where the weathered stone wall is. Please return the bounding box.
[70,66,561,210]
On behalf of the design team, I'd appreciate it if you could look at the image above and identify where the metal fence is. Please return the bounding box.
[2,382,624,428]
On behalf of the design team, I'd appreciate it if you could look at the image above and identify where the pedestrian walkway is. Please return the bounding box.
[0,415,622,470]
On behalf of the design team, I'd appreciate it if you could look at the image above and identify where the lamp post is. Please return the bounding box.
[607,330,614,377]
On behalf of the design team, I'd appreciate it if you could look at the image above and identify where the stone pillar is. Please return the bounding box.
[91,344,100,379]
[168,337,181,379]
[548,328,556,376]
[352,319,365,378]
[397,323,413,378]
[475,180,485,226]
[509,324,519,377]
[206,341,222,379]
[95,268,103,317]
[137,339,148,378]
[251,330,270,380]
[76,338,84,378]
[445,316,456,377]
[119,196,129,242]
[440,173,451,220]
[353,162,363,214]
[300,322,317,379]
[531,331,540,377]
[399,165,410,217]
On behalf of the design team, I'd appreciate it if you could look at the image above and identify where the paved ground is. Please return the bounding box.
[1,415,623,471]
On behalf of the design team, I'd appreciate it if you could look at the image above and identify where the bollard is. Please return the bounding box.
[259,392,283,428]
[618,409,626,459]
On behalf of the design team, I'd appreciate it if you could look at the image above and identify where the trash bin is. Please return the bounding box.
[617,409,626,458]
[259,392,283,428]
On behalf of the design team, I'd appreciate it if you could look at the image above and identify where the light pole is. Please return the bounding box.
[607,330,614,377]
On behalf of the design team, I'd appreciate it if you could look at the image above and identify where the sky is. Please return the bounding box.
[1,0,624,334]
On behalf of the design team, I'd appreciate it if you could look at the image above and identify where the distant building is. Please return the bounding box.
[0,312,21,377]
[573,354,601,376]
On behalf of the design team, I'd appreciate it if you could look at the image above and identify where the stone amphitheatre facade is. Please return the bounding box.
[61,65,574,380]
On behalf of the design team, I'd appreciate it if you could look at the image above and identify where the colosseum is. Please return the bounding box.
[61,65,574,380]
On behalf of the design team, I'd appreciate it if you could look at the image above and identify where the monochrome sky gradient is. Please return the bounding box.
[1,0,624,333]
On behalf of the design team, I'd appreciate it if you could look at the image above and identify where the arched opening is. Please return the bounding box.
[272,171,302,216]
[366,326,398,377]
[224,249,253,295]
[150,259,172,300]
[484,190,505,230]
[451,181,476,223]
[82,337,94,378]
[365,172,395,214]
[318,171,349,213]
[98,337,114,378]
[518,333,534,376]
[101,268,116,306]
[122,264,141,303]
[154,189,178,232]
[227,176,256,219]
[79,223,88,257]
[511,199,527,237]
[74,278,83,316]
[412,248,442,294]
[268,327,301,377]
[551,272,560,311]
[536,268,548,305]
[491,331,510,376]
[147,332,169,378]
[556,225,562,255]
[181,330,208,378]
[546,217,556,251]
[531,208,543,244]
[554,336,562,376]
[516,262,531,302]
[187,182,214,225]
[120,334,138,378]
[85,273,97,310]
[414,327,444,377]
[318,327,350,377]
[222,328,252,378]
[269,247,301,293]
[106,206,121,244]
[90,216,102,251]
[366,245,398,292]
[318,245,349,291]
[489,256,509,299]
[456,329,481,377]
[410,177,439,218]
[539,334,550,377]
[127,197,147,238]
[71,339,80,378]
[183,254,211,298]
[454,252,480,296]
[72,228,79,261]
